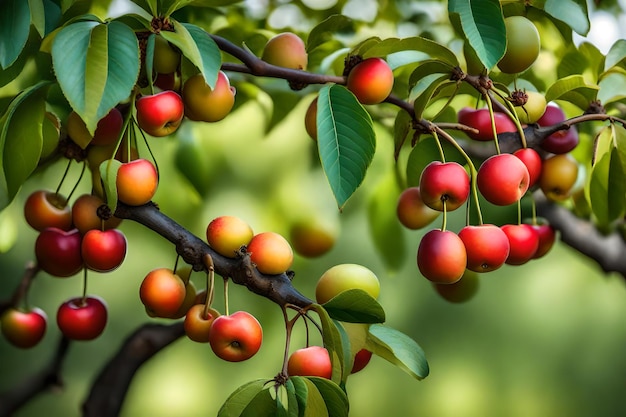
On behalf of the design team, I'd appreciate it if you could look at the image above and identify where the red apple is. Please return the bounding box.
[287,346,332,379]
[24,190,72,232]
[513,148,542,188]
[1,307,47,348]
[56,295,108,340]
[458,224,510,272]
[501,224,539,265]
[135,91,184,137]
[208,311,263,362]
[477,154,530,206]
[81,229,127,272]
[419,161,470,211]
[457,107,517,141]
[35,227,83,277]
[417,229,467,284]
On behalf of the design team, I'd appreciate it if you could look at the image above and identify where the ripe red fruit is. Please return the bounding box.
[209,311,263,362]
[396,187,440,229]
[531,222,557,259]
[56,296,108,340]
[417,229,467,284]
[206,215,254,258]
[536,104,579,154]
[247,231,294,275]
[288,346,333,379]
[139,268,186,318]
[419,161,470,211]
[184,305,220,343]
[24,190,72,232]
[351,349,373,374]
[513,148,542,188]
[1,307,47,348]
[346,57,394,105]
[458,224,510,272]
[35,227,83,277]
[135,91,184,137]
[501,224,539,265]
[116,158,159,206]
[81,229,127,272]
[477,154,530,206]
[457,107,517,141]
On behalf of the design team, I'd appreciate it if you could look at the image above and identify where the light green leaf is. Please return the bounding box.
[0,0,31,68]
[598,72,626,105]
[307,14,353,52]
[29,0,46,38]
[322,289,386,324]
[217,379,267,417]
[307,377,349,417]
[592,126,612,166]
[311,304,345,383]
[99,159,122,215]
[448,0,506,70]
[412,74,454,120]
[544,0,589,36]
[362,37,459,68]
[545,75,599,110]
[317,84,376,210]
[604,39,626,72]
[367,324,429,380]
[130,0,158,16]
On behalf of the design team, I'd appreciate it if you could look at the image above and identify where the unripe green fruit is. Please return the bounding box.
[514,91,547,124]
[315,264,380,304]
[497,16,540,74]
[153,35,180,74]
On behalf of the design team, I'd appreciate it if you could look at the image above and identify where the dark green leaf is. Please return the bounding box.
[393,109,413,159]
[448,0,505,70]
[307,377,349,417]
[291,376,309,417]
[545,75,599,110]
[240,388,277,417]
[362,37,459,68]
[99,159,122,216]
[293,377,329,417]
[322,289,386,324]
[307,15,353,52]
[317,84,376,210]
[588,150,626,227]
[544,0,589,36]
[284,380,300,417]
[217,379,267,417]
[29,0,46,38]
[311,304,345,383]
[0,0,31,68]
[367,324,429,380]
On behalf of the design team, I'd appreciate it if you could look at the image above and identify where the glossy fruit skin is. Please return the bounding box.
[537,105,579,154]
[288,346,332,379]
[57,296,107,340]
[135,91,184,137]
[514,91,547,124]
[351,349,373,374]
[531,223,557,259]
[184,305,220,343]
[477,154,530,206]
[35,228,83,277]
[24,190,72,232]
[457,107,517,141]
[169,279,198,319]
[261,32,308,70]
[140,268,186,318]
[289,216,338,258]
[513,148,542,188]
[81,229,127,272]
[1,307,47,348]
[433,270,480,303]
[304,97,318,140]
[72,194,122,234]
[247,232,294,275]
[116,159,158,206]
[315,263,380,305]
[539,154,579,201]
[182,71,235,122]
[206,215,254,258]
[501,224,539,265]
[417,229,467,284]
[458,224,510,272]
[66,108,124,147]
[419,161,470,211]
[396,186,440,230]
[497,16,540,74]
[346,57,394,105]
[208,311,263,362]
[153,35,180,74]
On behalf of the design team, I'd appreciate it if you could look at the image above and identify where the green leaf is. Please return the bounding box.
[367,324,429,380]
[322,289,385,324]
[598,72,626,105]
[283,380,300,417]
[161,21,221,89]
[307,14,354,53]
[544,0,589,36]
[131,0,158,16]
[317,84,376,210]
[545,75,599,110]
[367,173,406,272]
[311,304,345,383]
[29,0,46,38]
[408,60,456,90]
[240,388,277,417]
[291,377,329,417]
[217,379,267,417]
[0,82,50,208]
[362,37,459,68]
[307,377,349,417]
[412,74,454,120]
[393,109,413,159]
[588,150,626,227]
[0,0,31,68]
[99,159,122,215]
[605,40,626,72]
[448,0,506,70]
[52,21,139,134]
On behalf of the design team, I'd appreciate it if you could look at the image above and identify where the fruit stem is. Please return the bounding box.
[81,268,88,305]
[432,130,446,163]
[280,306,302,377]
[203,254,215,319]
[517,198,523,226]
[54,159,73,196]
[495,89,528,149]
[223,277,229,316]
[486,98,502,155]
[530,194,538,225]
[66,162,87,202]
[441,200,448,232]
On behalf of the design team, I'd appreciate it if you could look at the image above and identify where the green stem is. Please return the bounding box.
[54,159,73,195]
[66,162,87,201]
[486,98,502,155]
[432,130,446,163]
[81,268,88,304]
[223,277,229,316]
[441,200,448,232]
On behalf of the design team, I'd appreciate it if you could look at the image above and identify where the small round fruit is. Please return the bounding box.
[247,232,294,275]
[289,216,338,258]
[169,279,198,319]
[206,215,254,258]
[396,187,440,230]
[539,154,579,201]
[116,159,159,206]
[531,222,557,259]
[419,161,470,211]
[417,229,467,284]
[24,190,72,232]
[513,148,542,188]
[56,295,108,340]
[346,57,394,105]
[315,263,380,304]
[261,32,308,70]
[501,224,539,265]
[477,154,530,206]
[304,97,318,140]
[35,228,83,277]
[135,91,184,137]
[139,268,186,317]
[1,307,47,348]
[457,107,517,141]
[153,35,181,74]
[182,71,236,122]
[66,108,123,147]
[208,311,263,362]
[184,304,220,343]
[288,346,332,379]
[497,16,540,74]
[514,91,546,124]
[433,270,480,303]
[458,224,510,272]
[537,105,579,154]
[351,349,373,374]
[72,194,122,234]
[81,229,127,272]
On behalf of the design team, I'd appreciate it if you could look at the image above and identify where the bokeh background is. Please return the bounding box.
[2,1,626,416]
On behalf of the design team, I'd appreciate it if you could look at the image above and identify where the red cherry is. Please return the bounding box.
[458,224,510,272]
[501,224,539,265]
[81,229,127,272]
[35,228,83,277]
[417,229,467,284]
[56,296,108,340]
[419,161,470,211]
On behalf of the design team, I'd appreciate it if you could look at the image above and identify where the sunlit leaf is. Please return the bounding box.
[311,304,345,383]
[131,0,158,16]
[598,72,626,105]
[367,324,429,380]
[362,37,459,68]
[307,14,353,52]
[545,75,599,110]
[217,379,267,417]
[307,377,349,417]
[604,39,626,72]
[322,289,385,324]
[317,84,375,210]
[412,75,454,120]
[0,0,30,68]
[29,0,46,38]
[448,0,506,70]
[544,0,589,36]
